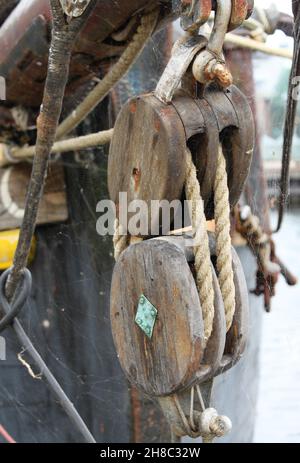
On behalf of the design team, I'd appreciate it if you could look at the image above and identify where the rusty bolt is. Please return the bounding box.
[205,62,233,88]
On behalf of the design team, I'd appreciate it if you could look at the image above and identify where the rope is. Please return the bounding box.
[172,385,232,441]
[185,148,215,343]
[113,219,129,261]
[185,144,235,338]
[1,8,158,167]
[113,220,144,260]
[214,145,235,332]
[224,33,293,60]
[56,9,159,139]
[0,129,113,167]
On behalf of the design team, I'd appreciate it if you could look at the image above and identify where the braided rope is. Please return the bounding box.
[214,145,235,332]
[185,144,235,338]
[56,9,159,139]
[113,219,128,261]
[185,148,215,343]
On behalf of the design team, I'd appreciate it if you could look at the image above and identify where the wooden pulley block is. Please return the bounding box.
[110,235,249,397]
[167,234,249,380]
[194,83,255,217]
[110,237,225,397]
[169,82,254,218]
[108,33,254,228]
[108,82,254,227]
[108,35,208,234]
[107,94,187,233]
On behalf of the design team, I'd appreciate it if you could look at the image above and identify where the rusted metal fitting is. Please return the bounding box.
[155,35,208,104]
[205,61,233,87]
[59,0,91,18]
[235,205,297,312]
[176,0,253,33]
[238,205,279,275]
[179,0,213,33]
[228,0,253,31]
[193,50,233,87]
[192,0,233,87]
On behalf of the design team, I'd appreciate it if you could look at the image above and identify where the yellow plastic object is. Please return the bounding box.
[0,230,36,270]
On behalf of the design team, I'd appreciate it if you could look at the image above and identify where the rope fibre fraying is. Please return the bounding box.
[56,8,160,139]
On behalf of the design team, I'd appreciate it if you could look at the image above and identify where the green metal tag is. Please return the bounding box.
[135,294,157,339]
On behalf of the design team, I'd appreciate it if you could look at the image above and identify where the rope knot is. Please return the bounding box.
[199,408,232,442]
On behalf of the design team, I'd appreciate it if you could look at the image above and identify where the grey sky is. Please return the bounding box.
[260,0,292,14]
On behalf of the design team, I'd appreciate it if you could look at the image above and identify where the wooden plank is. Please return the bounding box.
[0,163,68,230]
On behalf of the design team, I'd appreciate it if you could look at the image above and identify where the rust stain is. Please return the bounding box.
[201,0,213,20]
[130,101,137,113]
[229,0,249,30]
[154,117,160,132]
[132,167,141,192]
[160,106,174,118]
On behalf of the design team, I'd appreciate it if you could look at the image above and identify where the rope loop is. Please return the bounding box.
[173,384,232,441]
[185,143,236,342]
[0,267,32,334]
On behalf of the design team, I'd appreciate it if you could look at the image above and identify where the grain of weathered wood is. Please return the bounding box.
[194,84,254,217]
[0,163,68,230]
[110,238,205,397]
[154,235,226,383]
[108,94,187,234]
[171,89,205,140]
[206,233,249,374]
[222,85,255,209]
[152,234,249,379]
[217,245,249,373]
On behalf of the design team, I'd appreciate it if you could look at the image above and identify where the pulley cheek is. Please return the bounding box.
[108,0,254,441]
